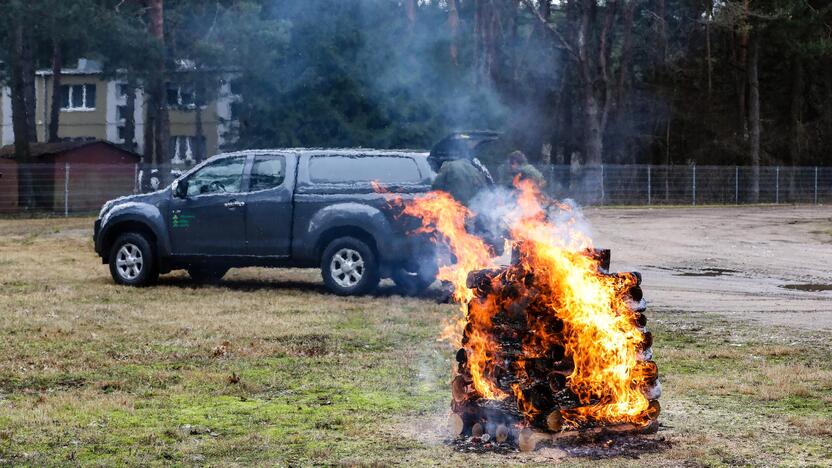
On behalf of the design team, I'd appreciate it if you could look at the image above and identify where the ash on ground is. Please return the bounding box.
[447,430,671,459]
[555,433,671,459]
[447,435,516,455]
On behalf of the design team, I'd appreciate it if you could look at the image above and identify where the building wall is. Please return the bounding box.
[0,158,19,213]
[36,74,109,143]
[33,71,237,166]
[1,87,13,146]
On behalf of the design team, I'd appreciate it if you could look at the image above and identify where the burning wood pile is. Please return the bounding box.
[400,181,662,452]
[449,247,660,451]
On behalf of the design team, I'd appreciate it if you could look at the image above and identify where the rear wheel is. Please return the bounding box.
[392,267,436,296]
[321,237,379,296]
[108,232,158,287]
[187,266,229,283]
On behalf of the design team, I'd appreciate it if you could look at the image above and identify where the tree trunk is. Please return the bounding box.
[705,2,713,101]
[48,38,63,143]
[406,0,416,34]
[11,23,34,209]
[737,0,750,138]
[448,0,459,65]
[22,29,37,143]
[142,90,156,192]
[194,98,205,163]
[748,34,760,203]
[123,77,137,153]
[788,57,803,200]
[148,0,170,185]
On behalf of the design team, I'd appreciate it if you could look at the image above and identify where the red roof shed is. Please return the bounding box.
[0,141,141,212]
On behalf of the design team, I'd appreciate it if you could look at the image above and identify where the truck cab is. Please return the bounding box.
[94,149,436,295]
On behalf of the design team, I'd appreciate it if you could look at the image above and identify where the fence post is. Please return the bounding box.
[692,164,696,206]
[64,162,70,217]
[735,166,739,204]
[815,167,819,205]
[600,164,605,205]
[647,165,652,205]
[775,166,780,204]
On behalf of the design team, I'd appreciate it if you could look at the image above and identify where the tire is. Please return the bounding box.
[321,236,380,296]
[108,232,158,287]
[187,266,229,283]
[392,267,436,296]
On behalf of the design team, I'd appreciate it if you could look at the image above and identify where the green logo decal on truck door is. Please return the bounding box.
[172,210,195,228]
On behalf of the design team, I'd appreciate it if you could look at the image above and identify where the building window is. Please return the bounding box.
[116,105,129,121]
[229,79,242,96]
[166,84,196,108]
[60,84,96,110]
[230,102,242,121]
[116,83,129,98]
[169,135,206,163]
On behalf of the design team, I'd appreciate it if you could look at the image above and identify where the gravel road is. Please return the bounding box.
[587,205,832,331]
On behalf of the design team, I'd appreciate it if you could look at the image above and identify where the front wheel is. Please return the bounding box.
[108,232,158,286]
[321,237,380,296]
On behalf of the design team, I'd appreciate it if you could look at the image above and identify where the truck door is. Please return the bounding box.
[169,155,248,256]
[244,154,295,257]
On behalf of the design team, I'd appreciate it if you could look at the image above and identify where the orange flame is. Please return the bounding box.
[404,180,653,428]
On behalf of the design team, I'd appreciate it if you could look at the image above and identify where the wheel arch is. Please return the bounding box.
[100,220,160,263]
[315,226,379,261]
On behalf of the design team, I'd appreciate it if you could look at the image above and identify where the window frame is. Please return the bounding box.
[182,155,247,198]
[247,154,288,193]
[166,84,198,110]
[60,84,96,112]
[307,154,422,185]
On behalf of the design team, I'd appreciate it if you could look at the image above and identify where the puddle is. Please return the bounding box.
[781,283,832,292]
[675,268,738,277]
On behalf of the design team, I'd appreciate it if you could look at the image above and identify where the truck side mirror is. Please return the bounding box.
[172,179,188,198]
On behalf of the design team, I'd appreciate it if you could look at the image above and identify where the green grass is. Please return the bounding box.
[0,217,831,466]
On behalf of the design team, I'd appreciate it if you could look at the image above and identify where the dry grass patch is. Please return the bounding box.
[1,217,831,466]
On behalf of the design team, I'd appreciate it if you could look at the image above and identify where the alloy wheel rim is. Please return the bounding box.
[330,248,364,288]
[116,243,143,280]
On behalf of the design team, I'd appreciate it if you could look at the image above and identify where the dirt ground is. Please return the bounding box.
[587,205,832,331]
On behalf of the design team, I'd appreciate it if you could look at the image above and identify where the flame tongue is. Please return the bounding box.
[404,182,657,429]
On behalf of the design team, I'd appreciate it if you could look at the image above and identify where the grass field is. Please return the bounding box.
[1,216,831,466]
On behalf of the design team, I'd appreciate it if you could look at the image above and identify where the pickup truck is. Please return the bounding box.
[93,149,437,295]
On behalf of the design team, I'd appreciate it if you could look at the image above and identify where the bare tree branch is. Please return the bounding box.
[518,0,578,60]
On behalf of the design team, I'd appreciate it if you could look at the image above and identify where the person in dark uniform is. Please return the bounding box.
[429,152,494,206]
[502,150,545,189]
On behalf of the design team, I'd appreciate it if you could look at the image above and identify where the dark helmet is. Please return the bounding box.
[428,131,500,172]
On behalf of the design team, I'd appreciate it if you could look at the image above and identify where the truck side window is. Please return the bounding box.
[249,155,286,191]
[186,156,246,197]
[309,155,420,184]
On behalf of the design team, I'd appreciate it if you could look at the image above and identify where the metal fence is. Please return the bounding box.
[536,165,832,206]
[0,163,830,215]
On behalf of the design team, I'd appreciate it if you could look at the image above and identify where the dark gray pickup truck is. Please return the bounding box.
[94,149,437,295]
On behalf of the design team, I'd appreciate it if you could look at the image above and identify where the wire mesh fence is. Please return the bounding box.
[539,165,832,206]
[0,163,830,215]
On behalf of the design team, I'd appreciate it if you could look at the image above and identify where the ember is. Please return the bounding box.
[403,181,661,451]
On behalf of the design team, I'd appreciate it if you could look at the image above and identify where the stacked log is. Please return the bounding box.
[448,248,661,448]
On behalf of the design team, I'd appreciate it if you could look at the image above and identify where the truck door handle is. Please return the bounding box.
[224,200,246,208]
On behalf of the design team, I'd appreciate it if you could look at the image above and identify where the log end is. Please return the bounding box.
[448,413,464,437]
[546,410,563,432]
[518,427,550,452]
[495,424,509,443]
